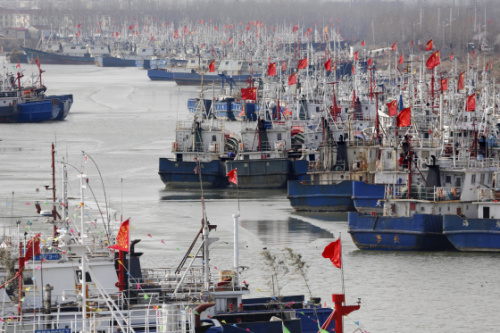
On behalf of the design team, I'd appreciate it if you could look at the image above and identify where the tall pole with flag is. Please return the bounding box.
[227,169,240,271]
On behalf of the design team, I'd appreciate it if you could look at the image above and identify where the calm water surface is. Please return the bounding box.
[0,62,499,332]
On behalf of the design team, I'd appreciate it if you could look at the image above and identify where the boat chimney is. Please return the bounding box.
[43,284,54,328]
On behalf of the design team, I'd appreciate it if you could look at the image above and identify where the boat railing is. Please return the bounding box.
[384,184,462,201]
[438,157,497,169]
[140,267,245,295]
[2,305,195,333]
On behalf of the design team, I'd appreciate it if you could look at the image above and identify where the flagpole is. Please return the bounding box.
[339,232,345,297]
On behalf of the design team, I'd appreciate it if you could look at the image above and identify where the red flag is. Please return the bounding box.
[322,239,341,268]
[298,58,307,70]
[426,39,433,51]
[209,60,215,72]
[241,87,257,100]
[78,23,82,28]
[387,100,398,117]
[325,59,331,71]
[228,37,233,44]
[426,50,440,70]
[399,54,404,64]
[367,58,372,66]
[267,62,277,76]
[450,52,453,61]
[440,78,448,91]
[485,63,489,71]
[391,42,397,51]
[288,73,297,86]
[109,219,130,252]
[35,56,40,70]
[282,61,286,71]
[410,40,414,47]
[354,51,358,61]
[352,65,355,74]
[227,169,238,185]
[471,50,475,58]
[396,107,411,127]
[361,40,365,46]
[23,233,41,265]
[129,24,133,30]
[466,93,476,112]
[458,71,465,91]
[16,60,20,68]
[292,24,299,33]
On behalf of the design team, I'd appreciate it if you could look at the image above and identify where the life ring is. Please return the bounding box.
[452,188,457,197]
[438,189,443,198]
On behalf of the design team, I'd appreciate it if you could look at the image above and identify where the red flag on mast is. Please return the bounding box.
[466,93,476,112]
[227,169,238,185]
[322,239,341,268]
[288,73,297,86]
[426,50,440,70]
[391,42,397,51]
[325,59,331,71]
[298,58,307,70]
[458,71,465,91]
[396,107,411,127]
[23,233,41,265]
[109,220,130,252]
[267,62,277,76]
[209,60,215,72]
[387,100,398,117]
[425,39,433,51]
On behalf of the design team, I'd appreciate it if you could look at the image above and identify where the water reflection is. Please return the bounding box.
[241,217,333,246]
[160,187,287,201]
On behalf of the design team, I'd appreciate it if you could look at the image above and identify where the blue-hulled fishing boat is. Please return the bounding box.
[443,195,500,252]
[288,180,355,211]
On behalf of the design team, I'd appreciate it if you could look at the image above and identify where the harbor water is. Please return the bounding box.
[1,63,499,332]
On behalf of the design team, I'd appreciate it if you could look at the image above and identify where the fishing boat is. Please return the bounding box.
[0,148,362,333]
[443,188,500,252]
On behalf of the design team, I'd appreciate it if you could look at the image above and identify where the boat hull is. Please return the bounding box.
[147,69,175,81]
[15,100,55,123]
[287,180,355,211]
[225,158,291,189]
[443,215,500,252]
[158,158,229,188]
[174,73,259,86]
[23,47,94,65]
[96,56,140,67]
[45,94,73,120]
[348,212,454,251]
[352,181,385,215]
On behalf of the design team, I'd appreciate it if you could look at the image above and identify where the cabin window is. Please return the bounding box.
[212,135,216,142]
[387,152,392,159]
[80,47,85,50]
[71,47,76,49]
[448,206,450,212]
[457,207,462,215]
[445,175,452,184]
[455,177,462,187]
[471,174,476,184]
[488,174,493,183]
[480,174,485,184]
[316,106,320,112]
[345,108,348,112]
[439,207,442,213]
[278,133,282,140]
[420,207,424,212]
[365,107,368,110]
